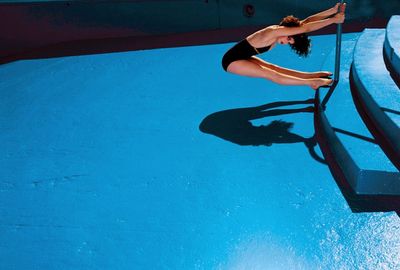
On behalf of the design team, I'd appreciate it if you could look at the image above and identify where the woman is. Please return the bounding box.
[222,3,346,90]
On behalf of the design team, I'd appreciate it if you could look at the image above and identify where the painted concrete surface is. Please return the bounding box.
[0,34,399,269]
[386,16,400,77]
[2,1,400,64]
[321,33,398,172]
[354,29,400,127]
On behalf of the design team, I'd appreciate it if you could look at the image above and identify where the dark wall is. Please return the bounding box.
[0,0,399,63]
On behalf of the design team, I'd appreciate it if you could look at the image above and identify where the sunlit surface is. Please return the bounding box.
[0,33,399,269]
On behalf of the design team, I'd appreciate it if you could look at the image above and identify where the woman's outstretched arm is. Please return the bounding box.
[273,12,345,37]
[300,3,344,24]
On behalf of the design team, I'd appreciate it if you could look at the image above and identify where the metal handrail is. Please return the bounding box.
[321,0,345,110]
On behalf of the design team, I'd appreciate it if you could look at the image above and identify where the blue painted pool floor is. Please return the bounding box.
[0,34,399,269]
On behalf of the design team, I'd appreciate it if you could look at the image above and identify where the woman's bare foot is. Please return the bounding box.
[310,78,333,90]
[312,71,332,78]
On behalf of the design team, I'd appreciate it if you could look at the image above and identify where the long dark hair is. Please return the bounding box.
[279,15,311,57]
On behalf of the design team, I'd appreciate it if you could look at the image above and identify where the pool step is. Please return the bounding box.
[351,28,400,170]
[315,37,400,213]
[384,15,400,87]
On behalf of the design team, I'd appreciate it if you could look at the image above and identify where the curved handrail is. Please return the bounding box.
[321,0,345,110]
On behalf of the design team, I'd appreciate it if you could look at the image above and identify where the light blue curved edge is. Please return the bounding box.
[384,15,400,81]
[351,28,400,169]
[315,89,400,197]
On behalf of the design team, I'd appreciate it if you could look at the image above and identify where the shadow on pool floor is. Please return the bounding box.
[199,98,326,165]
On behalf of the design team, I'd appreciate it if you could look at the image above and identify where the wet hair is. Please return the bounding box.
[279,15,311,57]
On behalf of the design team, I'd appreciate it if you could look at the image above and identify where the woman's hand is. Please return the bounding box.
[339,3,347,14]
[332,3,341,13]
[333,12,345,24]
[333,3,346,24]
[333,2,346,13]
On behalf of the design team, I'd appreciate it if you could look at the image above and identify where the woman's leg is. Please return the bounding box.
[227,60,332,90]
[249,56,332,79]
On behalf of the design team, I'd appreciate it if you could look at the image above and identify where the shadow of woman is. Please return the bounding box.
[199,99,326,164]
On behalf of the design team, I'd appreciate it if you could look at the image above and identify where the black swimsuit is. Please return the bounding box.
[222,39,271,71]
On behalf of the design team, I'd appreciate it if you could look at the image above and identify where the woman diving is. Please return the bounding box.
[222,3,346,90]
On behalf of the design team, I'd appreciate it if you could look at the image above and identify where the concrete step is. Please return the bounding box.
[384,15,400,86]
[351,29,400,170]
[315,36,400,213]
